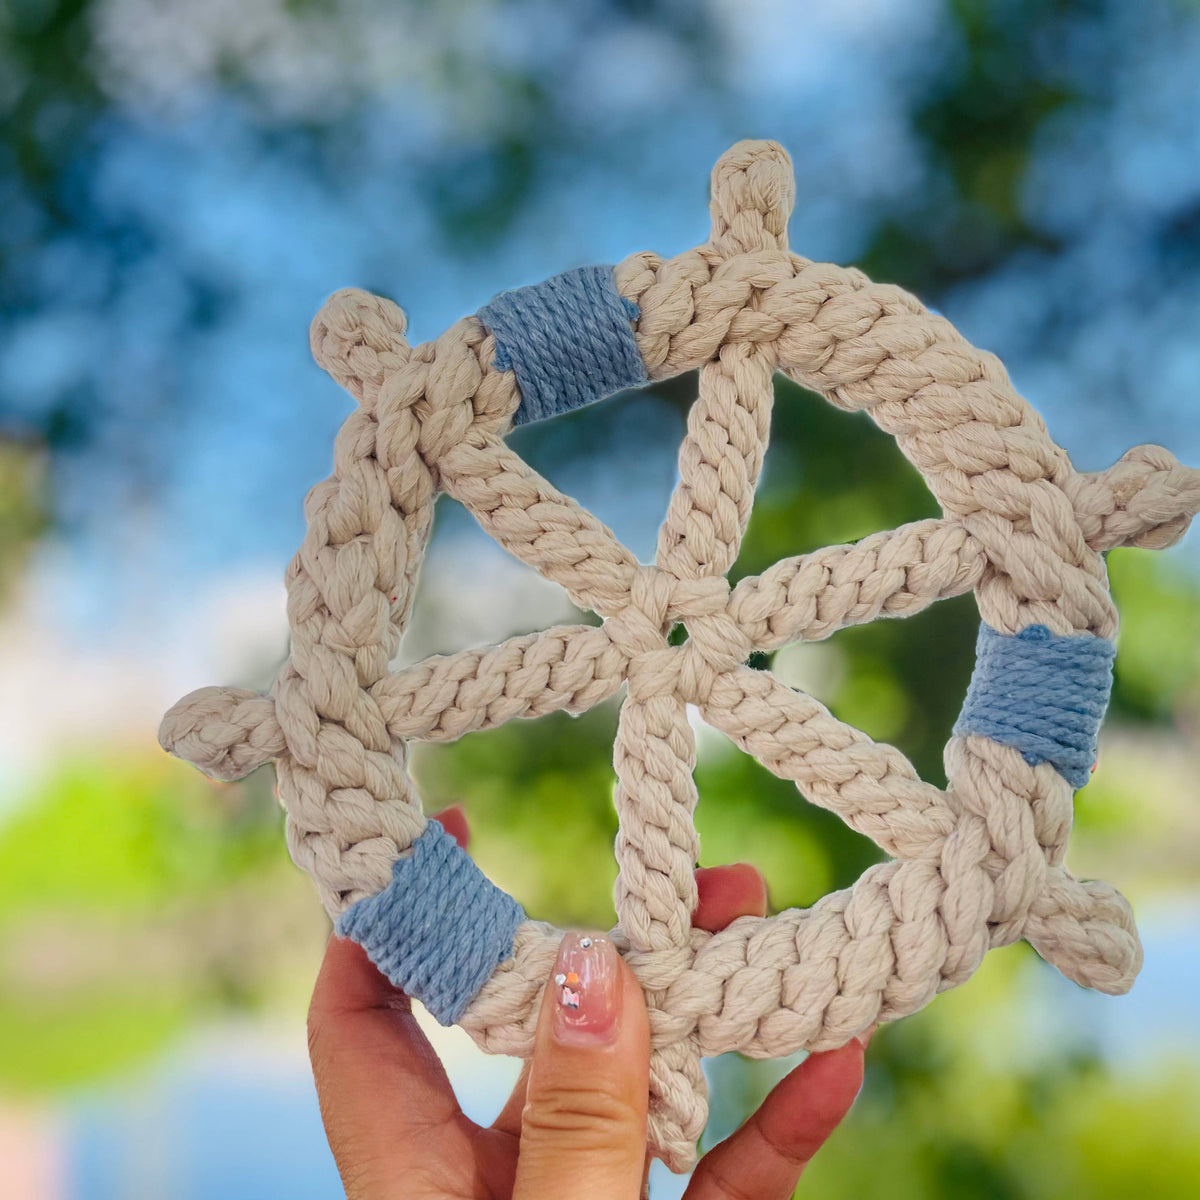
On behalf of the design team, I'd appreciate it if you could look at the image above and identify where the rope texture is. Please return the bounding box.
[478,264,647,425]
[158,139,1200,1174]
[955,623,1116,788]
[335,818,526,1025]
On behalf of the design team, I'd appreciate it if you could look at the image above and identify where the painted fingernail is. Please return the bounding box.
[551,932,620,1045]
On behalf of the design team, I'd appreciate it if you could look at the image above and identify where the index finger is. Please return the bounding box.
[684,1036,868,1200]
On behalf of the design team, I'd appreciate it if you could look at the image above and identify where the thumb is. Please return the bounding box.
[513,931,650,1200]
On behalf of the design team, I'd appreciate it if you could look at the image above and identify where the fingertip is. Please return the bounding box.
[776,1038,867,1125]
[431,803,469,848]
[688,1035,864,1197]
[693,862,769,930]
[537,931,646,1052]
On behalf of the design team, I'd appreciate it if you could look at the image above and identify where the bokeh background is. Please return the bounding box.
[2,0,1199,1196]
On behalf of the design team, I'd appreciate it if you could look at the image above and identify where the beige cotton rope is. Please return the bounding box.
[160,140,1200,1174]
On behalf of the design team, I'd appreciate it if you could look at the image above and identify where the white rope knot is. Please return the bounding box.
[160,138,1200,1175]
[630,563,675,632]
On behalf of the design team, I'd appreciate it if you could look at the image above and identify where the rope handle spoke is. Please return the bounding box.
[438,431,640,618]
[373,623,625,743]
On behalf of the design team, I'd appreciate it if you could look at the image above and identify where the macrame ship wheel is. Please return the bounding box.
[161,140,1200,1173]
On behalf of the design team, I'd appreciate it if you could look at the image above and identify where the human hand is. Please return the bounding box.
[308,806,869,1199]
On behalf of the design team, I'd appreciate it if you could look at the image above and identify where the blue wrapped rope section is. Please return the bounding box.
[478,264,648,425]
[953,622,1116,789]
[335,819,526,1026]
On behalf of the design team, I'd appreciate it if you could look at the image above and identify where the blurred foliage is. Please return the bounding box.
[0,436,48,603]
[0,750,280,916]
[5,0,1200,499]
[865,0,1075,289]
[803,956,1200,1200]
[1107,548,1200,723]
[0,982,192,1094]
[0,749,306,1092]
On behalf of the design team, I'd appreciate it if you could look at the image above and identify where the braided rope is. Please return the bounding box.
[159,140,1200,1174]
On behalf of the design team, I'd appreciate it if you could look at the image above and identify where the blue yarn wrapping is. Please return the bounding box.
[477,264,648,425]
[335,820,526,1026]
[953,623,1116,789]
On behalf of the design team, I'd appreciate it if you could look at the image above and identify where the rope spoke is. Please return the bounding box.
[655,345,777,581]
[700,664,956,860]
[371,624,625,743]
[439,431,639,617]
[728,518,985,650]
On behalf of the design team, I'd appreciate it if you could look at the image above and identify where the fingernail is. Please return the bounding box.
[551,932,620,1045]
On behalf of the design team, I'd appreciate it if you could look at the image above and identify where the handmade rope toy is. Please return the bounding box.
[160,141,1200,1173]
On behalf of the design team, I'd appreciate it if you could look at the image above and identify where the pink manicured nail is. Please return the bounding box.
[551,932,620,1044]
